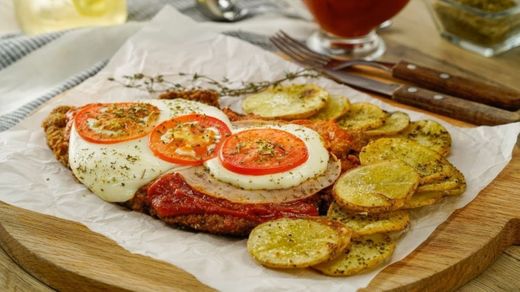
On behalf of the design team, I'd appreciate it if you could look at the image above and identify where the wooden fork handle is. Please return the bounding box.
[392,61,520,110]
[393,85,520,125]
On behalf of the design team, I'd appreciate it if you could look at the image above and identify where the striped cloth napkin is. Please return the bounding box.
[0,0,281,132]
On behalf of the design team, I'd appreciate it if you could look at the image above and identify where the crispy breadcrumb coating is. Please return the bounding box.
[42,106,75,167]
[159,89,220,107]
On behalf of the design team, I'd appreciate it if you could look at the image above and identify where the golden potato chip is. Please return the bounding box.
[328,202,410,238]
[333,160,420,213]
[403,191,444,209]
[313,217,353,255]
[442,184,466,196]
[312,95,351,121]
[404,187,466,209]
[405,167,466,209]
[399,120,452,156]
[247,218,351,269]
[242,84,328,120]
[359,137,453,185]
[337,102,387,131]
[417,165,465,193]
[417,178,459,193]
[366,111,410,136]
[313,233,396,276]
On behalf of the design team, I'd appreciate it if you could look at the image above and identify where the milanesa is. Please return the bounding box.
[42,97,349,237]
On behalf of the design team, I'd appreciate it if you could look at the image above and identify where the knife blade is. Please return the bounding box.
[320,69,520,126]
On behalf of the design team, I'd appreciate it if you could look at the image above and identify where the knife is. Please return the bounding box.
[320,69,520,126]
[332,60,520,111]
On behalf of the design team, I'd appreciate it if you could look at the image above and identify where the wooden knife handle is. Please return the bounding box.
[392,61,520,110]
[393,85,519,125]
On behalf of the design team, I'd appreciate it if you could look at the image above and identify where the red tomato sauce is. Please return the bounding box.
[147,173,319,222]
[304,0,409,38]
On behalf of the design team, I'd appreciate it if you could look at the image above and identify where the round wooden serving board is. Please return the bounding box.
[0,145,518,291]
[1,0,520,288]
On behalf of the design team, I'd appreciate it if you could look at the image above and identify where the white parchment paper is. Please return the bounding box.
[1,7,519,291]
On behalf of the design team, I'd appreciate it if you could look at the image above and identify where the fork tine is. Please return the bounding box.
[270,35,325,68]
[277,31,330,64]
[270,36,308,65]
[273,32,329,67]
[272,33,327,66]
[273,32,327,66]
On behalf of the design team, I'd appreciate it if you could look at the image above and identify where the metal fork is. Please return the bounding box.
[269,31,393,72]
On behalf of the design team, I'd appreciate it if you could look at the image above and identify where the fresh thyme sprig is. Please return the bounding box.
[107,69,321,96]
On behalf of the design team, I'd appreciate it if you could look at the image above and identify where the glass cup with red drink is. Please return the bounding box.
[304,0,410,60]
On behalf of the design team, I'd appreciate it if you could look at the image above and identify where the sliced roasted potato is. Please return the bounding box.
[399,120,452,156]
[313,233,396,276]
[405,167,465,209]
[403,191,444,209]
[366,112,410,136]
[417,165,465,193]
[247,218,351,269]
[416,178,459,193]
[337,102,387,131]
[328,202,410,238]
[404,186,466,209]
[312,95,351,121]
[242,84,328,119]
[441,184,466,196]
[333,160,420,213]
[359,138,453,185]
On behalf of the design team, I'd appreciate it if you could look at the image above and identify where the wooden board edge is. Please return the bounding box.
[0,202,215,292]
[389,219,519,292]
[0,208,128,292]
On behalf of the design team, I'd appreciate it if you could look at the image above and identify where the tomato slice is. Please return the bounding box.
[75,102,160,144]
[219,128,309,175]
[149,114,231,165]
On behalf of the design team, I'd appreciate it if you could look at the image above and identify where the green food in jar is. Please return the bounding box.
[455,0,516,12]
[433,0,520,46]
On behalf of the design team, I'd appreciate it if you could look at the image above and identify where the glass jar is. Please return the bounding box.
[424,0,520,56]
[14,0,127,35]
[304,0,410,60]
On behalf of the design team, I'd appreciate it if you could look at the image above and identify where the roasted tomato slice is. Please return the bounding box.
[75,102,160,144]
[219,128,309,175]
[149,114,231,165]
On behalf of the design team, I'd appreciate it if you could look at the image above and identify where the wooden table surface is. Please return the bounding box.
[1,0,519,291]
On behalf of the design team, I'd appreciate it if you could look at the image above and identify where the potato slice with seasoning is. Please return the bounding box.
[439,184,466,196]
[359,138,454,185]
[417,165,465,194]
[328,202,410,238]
[242,84,328,120]
[399,120,452,156]
[417,178,459,193]
[247,218,351,269]
[313,233,396,276]
[333,160,420,214]
[405,171,466,209]
[312,95,351,121]
[403,191,445,209]
[337,102,387,131]
[404,186,466,209]
[365,111,410,136]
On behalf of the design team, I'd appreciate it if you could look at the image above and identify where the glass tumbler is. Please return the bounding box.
[14,0,127,35]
